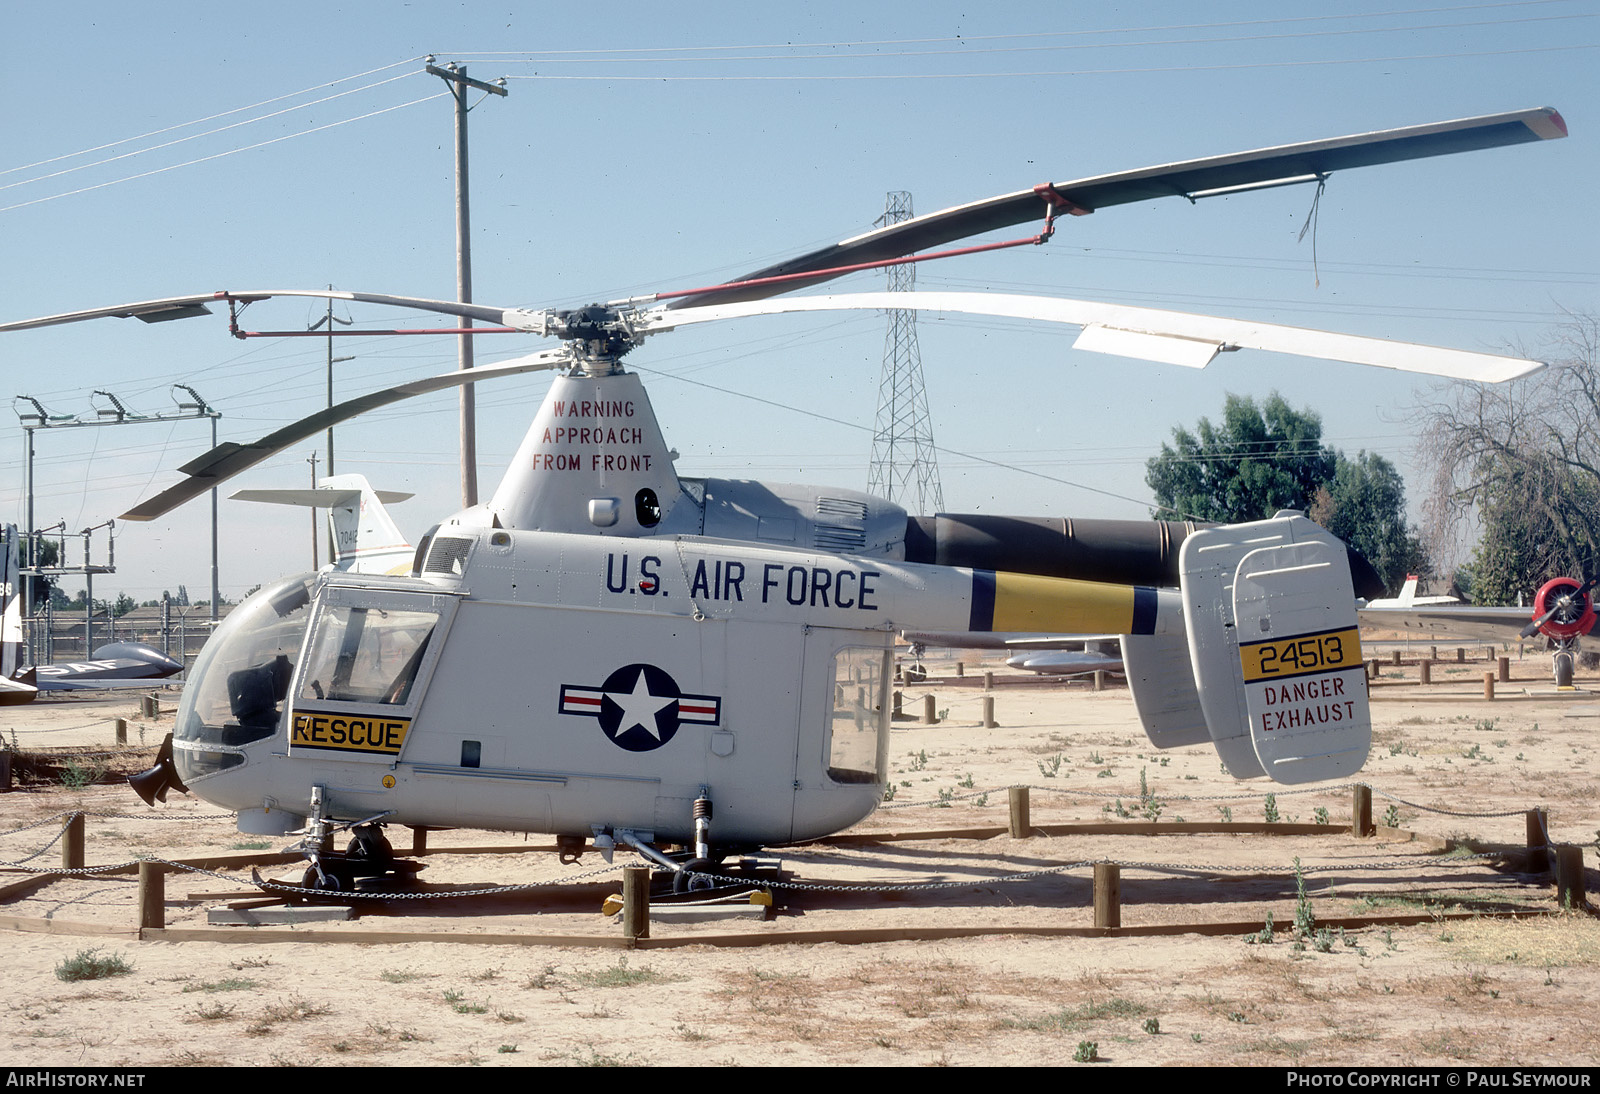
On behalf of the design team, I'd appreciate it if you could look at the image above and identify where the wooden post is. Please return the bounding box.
[1008,786,1030,838]
[1498,656,1510,683]
[955,662,964,678]
[622,865,650,941]
[1419,660,1432,685]
[114,718,127,745]
[982,696,997,729]
[1526,808,1549,872]
[1391,650,1402,666]
[1352,785,1373,837]
[1368,658,1380,679]
[0,752,10,793]
[410,826,428,855]
[983,671,994,692]
[62,812,84,869]
[138,861,166,930]
[893,691,903,719]
[1484,673,1496,700]
[1555,846,1586,909]
[922,694,936,724]
[1483,646,1495,662]
[1093,670,1107,691]
[1456,647,1466,663]
[1429,645,1438,661]
[1093,863,1121,929]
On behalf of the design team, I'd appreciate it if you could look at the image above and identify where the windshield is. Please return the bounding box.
[174,573,315,782]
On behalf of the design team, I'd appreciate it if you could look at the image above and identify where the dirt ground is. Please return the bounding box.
[1,642,1597,1068]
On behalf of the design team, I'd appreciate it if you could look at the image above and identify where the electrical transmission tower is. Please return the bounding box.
[867,191,944,513]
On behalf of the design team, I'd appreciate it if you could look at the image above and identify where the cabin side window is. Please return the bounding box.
[298,606,440,707]
[824,646,889,784]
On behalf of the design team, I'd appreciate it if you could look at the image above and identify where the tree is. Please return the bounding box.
[1147,393,1427,595]
[1418,314,1600,604]
[1145,393,1336,524]
[1308,452,1430,595]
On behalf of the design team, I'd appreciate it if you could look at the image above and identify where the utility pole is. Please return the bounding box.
[426,58,508,508]
[307,289,353,476]
[307,452,320,571]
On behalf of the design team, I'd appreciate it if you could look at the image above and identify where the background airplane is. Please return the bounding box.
[230,473,414,576]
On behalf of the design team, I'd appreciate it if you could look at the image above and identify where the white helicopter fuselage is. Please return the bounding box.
[173,369,1188,847]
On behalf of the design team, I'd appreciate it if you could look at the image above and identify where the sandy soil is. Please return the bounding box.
[1,645,1597,1068]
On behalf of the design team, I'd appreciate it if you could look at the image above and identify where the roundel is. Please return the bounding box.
[558,663,723,753]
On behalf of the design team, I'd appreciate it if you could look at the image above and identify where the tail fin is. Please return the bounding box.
[1124,512,1370,784]
[2,524,23,678]
[230,474,414,575]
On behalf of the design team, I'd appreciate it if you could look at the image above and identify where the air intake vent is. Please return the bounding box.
[424,537,474,576]
[813,496,869,551]
[816,497,869,520]
[814,524,867,551]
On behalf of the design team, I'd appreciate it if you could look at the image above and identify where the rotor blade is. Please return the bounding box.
[676,107,1566,308]
[120,348,568,522]
[0,289,551,333]
[640,291,1544,382]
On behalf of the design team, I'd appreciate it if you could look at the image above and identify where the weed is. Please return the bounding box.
[974,792,988,807]
[908,749,928,772]
[181,978,257,993]
[882,783,896,802]
[55,948,132,982]
[228,840,272,850]
[1138,767,1163,821]
[59,760,106,790]
[1218,805,1233,823]
[1087,751,1103,764]
[1142,1018,1161,1035]
[1293,858,1316,940]
[1191,1033,1203,1043]
[1383,804,1401,828]
[230,957,271,970]
[573,956,670,989]
[675,1024,709,1042]
[1263,794,1280,823]
[191,1002,235,1021]
[1313,807,1330,826]
[1037,753,1063,778]
[1074,1040,1099,1063]
[1246,911,1276,945]
[380,968,430,984]
[469,968,500,982]
[498,1045,519,1054]
[958,772,975,789]
[935,787,953,807]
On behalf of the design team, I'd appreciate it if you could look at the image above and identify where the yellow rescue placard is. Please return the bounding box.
[291,711,411,755]
[1238,626,1362,684]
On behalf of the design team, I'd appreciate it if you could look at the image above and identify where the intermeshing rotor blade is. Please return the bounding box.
[120,348,568,522]
[673,107,1566,308]
[641,292,1545,382]
[0,289,551,333]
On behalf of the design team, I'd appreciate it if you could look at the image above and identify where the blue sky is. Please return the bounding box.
[2,1,1595,601]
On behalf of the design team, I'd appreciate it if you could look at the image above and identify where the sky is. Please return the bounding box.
[1,0,1596,604]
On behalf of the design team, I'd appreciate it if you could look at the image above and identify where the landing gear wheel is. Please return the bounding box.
[673,857,719,894]
[301,864,344,893]
[1555,652,1575,689]
[346,831,394,869]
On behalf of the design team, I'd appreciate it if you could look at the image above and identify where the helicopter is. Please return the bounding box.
[0,106,1565,891]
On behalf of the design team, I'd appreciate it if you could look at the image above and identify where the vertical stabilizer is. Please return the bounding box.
[229,475,414,575]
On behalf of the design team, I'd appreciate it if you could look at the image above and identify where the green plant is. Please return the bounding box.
[1218,805,1233,823]
[881,783,896,802]
[1037,753,1063,778]
[935,787,953,808]
[958,772,975,789]
[55,948,132,982]
[1292,857,1316,939]
[908,750,928,772]
[1073,1041,1099,1063]
[59,760,105,790]
[1313,807,1330,826]
[1142,1018,1160,1035]
[1263,794,1280,823]
[1383,804,1400,828]
[1247,911,1275,945]
[498,1045,519,1054]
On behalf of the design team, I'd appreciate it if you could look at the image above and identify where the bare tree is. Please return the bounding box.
[1417,313,1599,603]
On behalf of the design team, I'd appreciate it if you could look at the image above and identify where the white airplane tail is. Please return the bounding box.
[230,474,414,575]
[1125,512,1371,785]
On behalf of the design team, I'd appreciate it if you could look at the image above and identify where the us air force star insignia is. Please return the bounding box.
[558,663,722,752]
